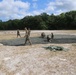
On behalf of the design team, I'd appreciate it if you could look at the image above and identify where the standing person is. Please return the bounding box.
[28,28,31,36]
[24,27,28,37]
[17,29,21,37]
[51,33,54,40]
[25,28,32,45]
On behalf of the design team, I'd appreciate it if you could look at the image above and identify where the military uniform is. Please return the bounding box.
[25,28,32,45]
[41,32,45,38]
[51,33,54,40]
[17,29,21,37]
[24,27,28,37]
[47,35,51,42]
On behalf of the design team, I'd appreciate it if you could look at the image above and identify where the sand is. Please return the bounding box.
[0,30,76,75]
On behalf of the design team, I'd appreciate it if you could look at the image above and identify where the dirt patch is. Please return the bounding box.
[0,34,76,46]
[0,30,76,75]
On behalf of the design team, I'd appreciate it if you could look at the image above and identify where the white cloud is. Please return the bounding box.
[0,0,30,21]
[32,10,43,15]
[0,0,76,21]
[45,0,76,14]
[31,0,76,16]
[54,10,64,15]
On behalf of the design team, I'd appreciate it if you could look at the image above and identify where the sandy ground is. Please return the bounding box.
[0,30,76,75]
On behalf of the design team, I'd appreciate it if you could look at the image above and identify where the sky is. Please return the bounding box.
[0,0,76,21]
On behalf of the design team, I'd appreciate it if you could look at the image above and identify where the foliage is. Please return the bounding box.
[0,10,76,30]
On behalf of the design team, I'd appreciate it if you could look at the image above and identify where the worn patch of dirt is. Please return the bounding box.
[0,30,76,75]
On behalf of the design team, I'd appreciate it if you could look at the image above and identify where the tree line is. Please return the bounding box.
[0,10,76,30]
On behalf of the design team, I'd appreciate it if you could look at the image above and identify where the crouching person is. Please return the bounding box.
[47,35,51,42]
[41,32,45,38]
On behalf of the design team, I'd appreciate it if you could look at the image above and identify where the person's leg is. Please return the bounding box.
[25,38,27,45]
[28,39,32,45]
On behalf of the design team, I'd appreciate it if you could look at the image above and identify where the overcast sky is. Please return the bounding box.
[0,0,76,21]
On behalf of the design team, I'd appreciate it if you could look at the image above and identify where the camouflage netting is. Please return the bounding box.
[46,45,68,51]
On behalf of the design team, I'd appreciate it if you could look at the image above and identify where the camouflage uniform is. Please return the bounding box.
[24,27,28,37]
[25,28,32,45]
[41,32,45,38]
[51,33,54,40]
[47,35,51,42]
[17,29,21,37]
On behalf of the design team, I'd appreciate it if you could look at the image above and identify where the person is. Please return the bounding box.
[24,28,32,45]
[24,27,28,37]
[47,35,51,42]
[17,29,21,37]
[41,32,45,38]
[51,33,54,41]
[28,28,31,36]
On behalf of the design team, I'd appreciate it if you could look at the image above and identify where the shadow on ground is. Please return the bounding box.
[0,35,76,46]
